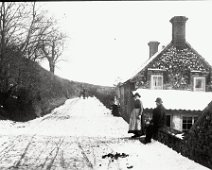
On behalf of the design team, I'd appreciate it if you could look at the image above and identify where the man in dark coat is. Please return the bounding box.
[143,97,166,144]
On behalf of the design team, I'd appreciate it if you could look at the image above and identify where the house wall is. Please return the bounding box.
[172,114,182,131]
[133,45,212,91]
[119,86,125,120]
[118,82,135,122]
[119,85,203,132]
[142,109,201,132]
[171,110,201,132]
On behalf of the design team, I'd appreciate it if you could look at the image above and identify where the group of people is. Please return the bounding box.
[128,92,166,144]
[80,88,89,99]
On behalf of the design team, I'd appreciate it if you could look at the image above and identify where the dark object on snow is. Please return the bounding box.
[139,137,151,144]
[111,96,120,116]
[127,165,133,169]
[111,104,119,116]
[102,152,129,160]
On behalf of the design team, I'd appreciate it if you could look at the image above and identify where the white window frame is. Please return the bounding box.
[193,77,205,91]
[151,74,163,90]
[182,116,198,131]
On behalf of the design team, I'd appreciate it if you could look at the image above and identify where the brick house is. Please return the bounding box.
[117,16,212,132]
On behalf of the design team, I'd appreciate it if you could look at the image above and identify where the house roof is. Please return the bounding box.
[120,43,171,84]
[130,43,172,80]
[133,89,212,111]
[185,42,212,70]
[120,41,212,85]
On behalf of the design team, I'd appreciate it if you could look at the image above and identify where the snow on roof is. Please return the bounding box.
[133,89,212,111]
[120,43,171,84]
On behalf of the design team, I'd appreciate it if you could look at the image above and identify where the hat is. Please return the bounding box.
[155,97,163,104]
[133,92,141,98]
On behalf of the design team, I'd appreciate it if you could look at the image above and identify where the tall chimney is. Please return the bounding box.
[170,16,188,49]
[148,41,160,58]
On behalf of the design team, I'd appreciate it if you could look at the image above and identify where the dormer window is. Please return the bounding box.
[193,77,205,91]
[151,74,163,89]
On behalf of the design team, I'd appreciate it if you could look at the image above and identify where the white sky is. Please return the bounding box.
[39,1,212,86]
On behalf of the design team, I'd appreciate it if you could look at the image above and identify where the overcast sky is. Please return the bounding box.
[40,1,212,87]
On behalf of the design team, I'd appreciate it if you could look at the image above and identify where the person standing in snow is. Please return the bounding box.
[128,92,144,138]
[81,89,86,99]
[143,97,166,144]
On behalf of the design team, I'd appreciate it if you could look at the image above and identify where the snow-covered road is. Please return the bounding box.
[0,97,210,170]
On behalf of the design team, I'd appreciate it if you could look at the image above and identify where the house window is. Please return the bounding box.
[182,116,198,131]
[151,75,163,89]
[193,77,205,91]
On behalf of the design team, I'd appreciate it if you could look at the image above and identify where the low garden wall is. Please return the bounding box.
[156,106,212,170]
[157,127,183,153]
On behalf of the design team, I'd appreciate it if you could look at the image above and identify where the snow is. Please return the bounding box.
[175,133,184,139]
[134,88,212,111]
[0,96,209,170]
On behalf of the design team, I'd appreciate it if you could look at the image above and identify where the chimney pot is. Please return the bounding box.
[148,41,160,58]
[170,16,188,48]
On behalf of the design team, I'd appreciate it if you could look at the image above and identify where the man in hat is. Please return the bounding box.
[142,97,166,144]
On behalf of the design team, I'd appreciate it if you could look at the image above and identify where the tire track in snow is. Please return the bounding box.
[76,137,123,170]
[33,138,64,170]
[59,150,66,169]
[13,135,36,168]
[80,137,97,168]
[31,139,51,170]
[57,137,91,170]
[0,135,22,161]
[78,142,94,169]
[45,138,64,170]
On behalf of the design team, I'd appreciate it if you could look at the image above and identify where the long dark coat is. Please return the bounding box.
[152,104,166,128]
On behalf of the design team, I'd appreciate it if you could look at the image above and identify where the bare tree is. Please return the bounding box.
[0,2,23,54]
[0,2,54,61]
[40,27,66,74]
[0,2,67,77]
[19,2,54,61]
[0,2,24,90]
[0,2,55,93]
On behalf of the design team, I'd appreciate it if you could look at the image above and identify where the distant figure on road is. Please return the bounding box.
[81,88,88,99]
[143,97,166,144]
[128,92,144,138]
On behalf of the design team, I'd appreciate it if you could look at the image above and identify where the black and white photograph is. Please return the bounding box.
[0,1,212,170]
